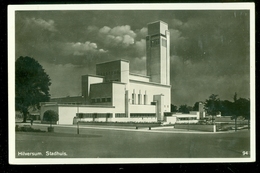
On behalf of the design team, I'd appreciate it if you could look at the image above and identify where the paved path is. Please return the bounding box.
[30,123,236,134]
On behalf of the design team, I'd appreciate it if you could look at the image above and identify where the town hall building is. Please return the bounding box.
[40,21,172,124]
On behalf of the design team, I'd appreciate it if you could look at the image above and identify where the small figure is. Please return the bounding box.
[30,118,33,126]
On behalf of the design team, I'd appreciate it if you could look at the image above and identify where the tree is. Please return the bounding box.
[178,104,191,114]
[219,100,233,116]
[192,102,200,111]
[15,56,51,122]
[43,110,59,127]
[171,104,178,112]
[232,93,250,131]
[204,94,221,123]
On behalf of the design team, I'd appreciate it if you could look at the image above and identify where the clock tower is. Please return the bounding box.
[146,21,170,85]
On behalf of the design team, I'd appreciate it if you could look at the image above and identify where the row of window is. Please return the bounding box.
[149,38,167,47]
[98,70,120,76]
[91,97,111,103]
[76,113,157,118]
[151,39,160,47]
[132,94,148,105]
[76,113,113,118]
[130,113,156,118]
[177,117,197,121]
[115,113,127,118]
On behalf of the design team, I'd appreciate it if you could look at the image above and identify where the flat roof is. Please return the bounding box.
[44,104,116,108]
[82,74,104,78]
[96,59,129,65]
[90,80,126,86]
[129,73,150,78]
[51,96,83,99]
[129,79,171,88]
[147,20,168,26]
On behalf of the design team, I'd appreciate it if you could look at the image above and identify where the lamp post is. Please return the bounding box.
[77,121,79,134]
[188,117,190,131]
[77,102,80,134]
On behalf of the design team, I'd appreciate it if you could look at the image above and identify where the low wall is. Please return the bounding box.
[174,124,216,132]
[74,117,157,124]
[76,121,161,127]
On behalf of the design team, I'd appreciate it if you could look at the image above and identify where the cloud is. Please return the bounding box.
[99,26,111,34]
[87,25,99,32]
[169,18,183,29]
[130,56,146,75]
[25,17,57,32]
[98,25,136,48]
[61,41,107,56]
[133,39,146,57]
[122,35,135,46]
[99,49,108,53]
[135,27,148,40]
[110,25,136,38]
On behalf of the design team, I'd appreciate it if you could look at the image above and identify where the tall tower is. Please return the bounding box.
[146,21,170,85]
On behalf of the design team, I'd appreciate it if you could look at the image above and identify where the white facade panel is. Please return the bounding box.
[58,106,78,124]
[58,106,118,124]
[112,83,126,112]
[129,105,156,113]
[129,81,171,112]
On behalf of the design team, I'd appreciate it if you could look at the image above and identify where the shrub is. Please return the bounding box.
[43,110,59,127]
[15,125,46,132]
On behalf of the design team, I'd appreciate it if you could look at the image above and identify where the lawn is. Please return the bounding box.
[15,125,251,158]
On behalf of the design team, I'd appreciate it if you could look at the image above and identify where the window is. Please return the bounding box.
[91,99,95,103]
[102,98,106,102]
[130,113,156,118]
[115,113,127,118]
[132,94,135,104]
[162,38,167,47]
[178,117,197,121]
[97,98,101,103]
[138,94,142,105]
[151,39,159,47]
[151,102,156,105]
[106,98,111,102]
[144,95,146,105]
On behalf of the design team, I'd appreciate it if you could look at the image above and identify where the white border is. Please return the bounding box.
[8,3,255,164]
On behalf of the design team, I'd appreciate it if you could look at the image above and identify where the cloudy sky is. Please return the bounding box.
[15,8,251,106]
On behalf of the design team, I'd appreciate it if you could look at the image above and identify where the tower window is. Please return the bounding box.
[162,38,167,47]
[151,39,159,47]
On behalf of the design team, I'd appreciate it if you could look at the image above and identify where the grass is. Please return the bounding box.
[15,125,251,159]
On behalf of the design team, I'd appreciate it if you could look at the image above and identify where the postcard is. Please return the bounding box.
[8,3,255,164]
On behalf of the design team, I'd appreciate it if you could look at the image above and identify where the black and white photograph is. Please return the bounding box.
[8,3,255,164]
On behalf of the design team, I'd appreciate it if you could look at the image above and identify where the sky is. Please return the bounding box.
[15,8,251,106]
